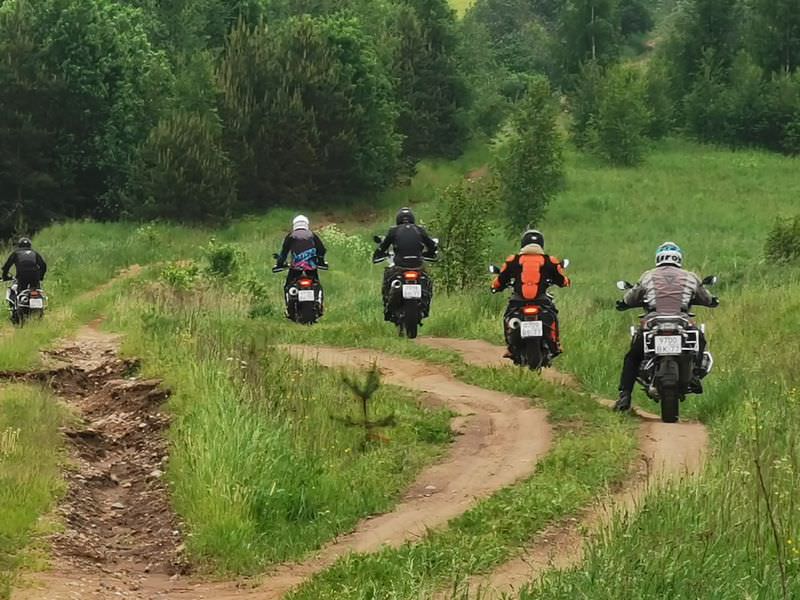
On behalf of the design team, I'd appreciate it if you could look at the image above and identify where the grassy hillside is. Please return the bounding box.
[2,137,799,597]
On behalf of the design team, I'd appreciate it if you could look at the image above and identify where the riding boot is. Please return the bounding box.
[614,390,632,412]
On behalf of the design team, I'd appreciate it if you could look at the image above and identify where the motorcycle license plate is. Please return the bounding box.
[297,290,315,302]
[29,298,44,309]
[520,320,543,338]
[654,335,682,355]
[402,284,422,300]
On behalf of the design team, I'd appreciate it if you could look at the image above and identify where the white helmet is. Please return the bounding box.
[655,241,683,268]
[293,215,309,231]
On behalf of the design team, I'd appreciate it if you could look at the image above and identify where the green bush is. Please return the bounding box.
[589,63,651,166]
[765,215,800,263]
[202,239,242,278]
[492,76,564,230]
[160,261,200,290]
[431,179,496,292]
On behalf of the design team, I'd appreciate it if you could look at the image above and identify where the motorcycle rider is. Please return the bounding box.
[274,215,327,315]
[614,242,719,412]
[2,237,47,305]
[373,207,438,321]
[491,229,570,359]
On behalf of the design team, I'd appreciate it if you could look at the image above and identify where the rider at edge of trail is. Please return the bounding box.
[614,241,719,412]
[373,207,438,321]
[2,237,47,304]
[491,229,571,359]
[275,215,327,306]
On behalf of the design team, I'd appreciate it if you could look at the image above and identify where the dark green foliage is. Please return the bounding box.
[0,0,171,230]
[219,15,401,208]
[203,239,242,278]
[765,216,800,263]
[618,0,654,36]
[570,60,606,148]
[492,77,564,230]
[589,64,651,166]
[558,0,622,78]
[125,112,237,223]
[746,0,800,75]
[392,0,468,160]
[431,180,496,292]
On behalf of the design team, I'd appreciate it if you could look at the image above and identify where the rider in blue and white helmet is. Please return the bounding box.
[613,241,719,412]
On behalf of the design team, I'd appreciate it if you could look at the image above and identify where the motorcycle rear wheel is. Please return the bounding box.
[297,302,317,325]
[402,302,419,339]
[524,340,544,371]
[658,386,680,423]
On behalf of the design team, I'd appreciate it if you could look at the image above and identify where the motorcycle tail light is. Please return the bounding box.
[30,291,40,297]
[298,278,313,288]
[403,271,420,281]
[522,305,540,315]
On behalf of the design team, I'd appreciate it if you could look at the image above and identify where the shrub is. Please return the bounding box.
[492,76,564,230]
[765,216,800,263]
[431,179,496,292]
[589,63,651,166]
[202,239,242,278]
[160,261,200,290]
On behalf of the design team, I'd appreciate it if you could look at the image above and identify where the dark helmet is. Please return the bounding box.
[396,207,416,225]
[521,229,544,249]
[16,237,32,249]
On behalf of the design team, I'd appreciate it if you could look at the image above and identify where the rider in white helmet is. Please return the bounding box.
[275,215,327,308]
[614,242,719,412]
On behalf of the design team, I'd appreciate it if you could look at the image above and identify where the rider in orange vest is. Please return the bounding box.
[492,229,571,359]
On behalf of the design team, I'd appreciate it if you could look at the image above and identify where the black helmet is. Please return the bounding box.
[396,207,416,225]
[521,229,544,249]
[17,237,31,249]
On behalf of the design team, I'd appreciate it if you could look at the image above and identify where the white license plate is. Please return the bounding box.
[402,284,422,299]
[654,335,682,355]
[29,298,44,309]
[520,320,543,338]
[297,290,315,302]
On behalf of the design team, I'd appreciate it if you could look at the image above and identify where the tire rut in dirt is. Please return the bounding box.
[418,337,709,599]
[8,328,187,600]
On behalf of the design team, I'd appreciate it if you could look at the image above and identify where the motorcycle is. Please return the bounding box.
[5,281,47,326]
[272,255,327,325]
[616,276,717,423]
[373,236,438,339]
[489,259,570,370]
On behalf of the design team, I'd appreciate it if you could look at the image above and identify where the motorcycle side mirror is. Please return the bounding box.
[373,235,383,244]
[616,280,633,291]
[562,258,570,269]
[703,275,718,286]
[489,265,501,275]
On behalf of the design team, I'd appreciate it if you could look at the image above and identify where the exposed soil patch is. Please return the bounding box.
[10,327,186,599]
[419,337,709,598]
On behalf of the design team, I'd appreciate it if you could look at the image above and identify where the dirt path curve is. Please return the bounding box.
[419,337,709,598]
[14,343,552,600]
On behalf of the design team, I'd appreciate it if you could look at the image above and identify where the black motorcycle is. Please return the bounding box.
[373,236,437,339]
[490,260,569,370]
[616,276,717,423]
[273,256,327,325]
[5,281,47,326]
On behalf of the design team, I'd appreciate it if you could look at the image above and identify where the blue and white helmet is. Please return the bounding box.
[655,242,683,268]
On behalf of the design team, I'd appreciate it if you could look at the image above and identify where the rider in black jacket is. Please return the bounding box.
[275,215,327,287]
[2,237,47,302]
[373,208,437,320]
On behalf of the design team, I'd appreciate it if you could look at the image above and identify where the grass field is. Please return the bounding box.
[2,136,800,596]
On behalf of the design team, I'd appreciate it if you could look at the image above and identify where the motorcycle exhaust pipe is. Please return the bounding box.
[390,280,403,289]
[507,318,521,330]
[288,287,299,296]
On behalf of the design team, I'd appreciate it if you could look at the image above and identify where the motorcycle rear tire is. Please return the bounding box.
[524,340,544,371]
[297,302,317,325]
[402,303,419,339]
[658,386,680,423]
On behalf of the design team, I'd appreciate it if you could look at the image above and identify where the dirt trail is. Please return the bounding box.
[10,325,186,600]
[13,342,552,600]
[419,337,709,598]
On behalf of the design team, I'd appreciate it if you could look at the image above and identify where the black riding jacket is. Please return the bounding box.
[2,248,47,282]
[277,229,327,271]
[376,224,437,268]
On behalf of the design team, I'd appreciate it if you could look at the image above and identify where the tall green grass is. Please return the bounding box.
[0,385,67,599]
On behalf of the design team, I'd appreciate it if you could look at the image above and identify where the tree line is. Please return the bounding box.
[1,0,796,237]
